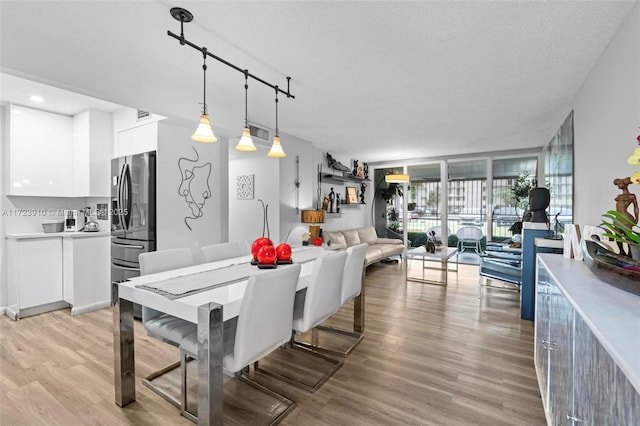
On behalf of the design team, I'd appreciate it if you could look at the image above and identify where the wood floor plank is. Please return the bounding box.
[0,261,546,425]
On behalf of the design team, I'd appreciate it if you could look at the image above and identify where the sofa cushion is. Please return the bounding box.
[342,229,361,247]
[357,226,378,245]
[365,247,384,265]
[380,244,404,257]
[324,231,346,248]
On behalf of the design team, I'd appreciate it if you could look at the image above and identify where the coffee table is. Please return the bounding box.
[405,246,458,286]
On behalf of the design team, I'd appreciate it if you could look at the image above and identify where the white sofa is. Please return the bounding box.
[324,226,404,266]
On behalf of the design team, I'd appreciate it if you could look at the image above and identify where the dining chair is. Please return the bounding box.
[256,251,348,392]
[294,243,368,357]
[456,226,483,254]
[139,248,197,408]
[201,241,246,263]
[178,264,302,424]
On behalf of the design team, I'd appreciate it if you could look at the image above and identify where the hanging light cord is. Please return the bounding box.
[244,70,249,127]
[201,48,208,115]
[274,86,279,137]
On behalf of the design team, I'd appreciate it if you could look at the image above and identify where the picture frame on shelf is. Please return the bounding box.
[345,186,358,204]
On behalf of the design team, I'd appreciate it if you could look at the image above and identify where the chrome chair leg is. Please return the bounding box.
[141,361,182,409]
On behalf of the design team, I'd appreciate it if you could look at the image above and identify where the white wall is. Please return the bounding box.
[156,121,227,263]
[573,3,640,226]
[1,105,6,310]
[228,141,281,247]
[276,133,314,245]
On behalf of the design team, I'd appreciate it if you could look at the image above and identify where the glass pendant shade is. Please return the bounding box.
[235,127,257,151]
[192,114,218,143]
[268,135,286,158]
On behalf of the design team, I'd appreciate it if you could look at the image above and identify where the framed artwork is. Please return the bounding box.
[357,166,364,178]
[345,186,358,204]
[236,174,254,200]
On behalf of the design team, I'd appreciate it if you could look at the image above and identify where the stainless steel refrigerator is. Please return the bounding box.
[111,151,156,296]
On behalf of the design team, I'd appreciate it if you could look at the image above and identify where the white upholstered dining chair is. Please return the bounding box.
[294,243,368,357]
[201,241,246,263]
[178,264,302,423]
[256,250,348,392]
[139,248,197,408]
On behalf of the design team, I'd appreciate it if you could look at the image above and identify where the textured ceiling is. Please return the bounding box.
[0,1,636,163]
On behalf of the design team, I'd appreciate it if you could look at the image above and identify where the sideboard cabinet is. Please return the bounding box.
[534,254,640,425]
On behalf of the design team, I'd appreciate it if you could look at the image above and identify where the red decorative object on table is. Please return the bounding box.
[251,237,273,261]
[257,245,277,265]
[276,243,292,261]
[312,237,323,246]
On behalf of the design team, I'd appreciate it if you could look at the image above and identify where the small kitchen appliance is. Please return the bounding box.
[64,209,85,232]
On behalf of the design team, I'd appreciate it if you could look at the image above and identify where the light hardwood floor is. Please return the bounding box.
[0,261,546,425]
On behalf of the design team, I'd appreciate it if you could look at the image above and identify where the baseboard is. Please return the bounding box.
[5,306,18,320]
[19,301,70,319]
[71,300,110,316]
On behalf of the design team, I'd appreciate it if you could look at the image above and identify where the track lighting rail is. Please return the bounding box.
[168,7,295,100]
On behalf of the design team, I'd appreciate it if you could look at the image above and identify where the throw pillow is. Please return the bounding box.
[342,229,361,247]
[356,226,377,245]
[324,231,346,247]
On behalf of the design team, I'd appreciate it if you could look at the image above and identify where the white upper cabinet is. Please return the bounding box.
[73,109,112,197]
[6,104,113,197]
[116,122,158,158]
[7,104,74,196]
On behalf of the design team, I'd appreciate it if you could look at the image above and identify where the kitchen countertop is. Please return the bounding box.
[6,231,111,240]
[538,253,640,394]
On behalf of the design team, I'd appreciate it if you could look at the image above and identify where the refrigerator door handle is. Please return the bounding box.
[118,163,127,231]
[123,164,133,230]
[111,241,145,249]
[111,261,140,272]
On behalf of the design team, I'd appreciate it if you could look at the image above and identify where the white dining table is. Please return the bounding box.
[112,246,360,426]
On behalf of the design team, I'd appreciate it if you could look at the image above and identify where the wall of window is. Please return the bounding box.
[491,157,538,240]
[373,151,555,246]
[544,111,574,234]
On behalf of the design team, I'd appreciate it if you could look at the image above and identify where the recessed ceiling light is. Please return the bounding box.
[29,95,44,102]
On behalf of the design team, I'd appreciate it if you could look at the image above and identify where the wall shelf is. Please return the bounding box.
[321,173,370,185]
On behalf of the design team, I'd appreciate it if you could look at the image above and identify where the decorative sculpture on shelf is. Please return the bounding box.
[614,177,639,225]
[336,193,341,213]
[326,152,350,173]
[613,177,639,256]
[360,182,367,204]
[363,162,369,179]
[328,187,335,213]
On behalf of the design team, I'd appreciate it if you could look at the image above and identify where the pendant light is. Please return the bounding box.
[192,48,217,143]
[235,70,257,152]
[268,86,286,158]
[385,174,410,183]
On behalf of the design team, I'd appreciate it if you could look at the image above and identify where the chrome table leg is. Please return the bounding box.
[197,302,224,426]
[113,282,135,407]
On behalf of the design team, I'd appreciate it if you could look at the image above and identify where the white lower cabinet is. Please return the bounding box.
[6,233,111,320]
[7,237,64,319]
[62,235,111,315]
[535,257,640,425]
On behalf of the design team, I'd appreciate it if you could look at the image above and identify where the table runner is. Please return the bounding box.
[136,246,332,299]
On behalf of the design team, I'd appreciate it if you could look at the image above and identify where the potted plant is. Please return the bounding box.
[601,210,640,259]
[600,132,640,258]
